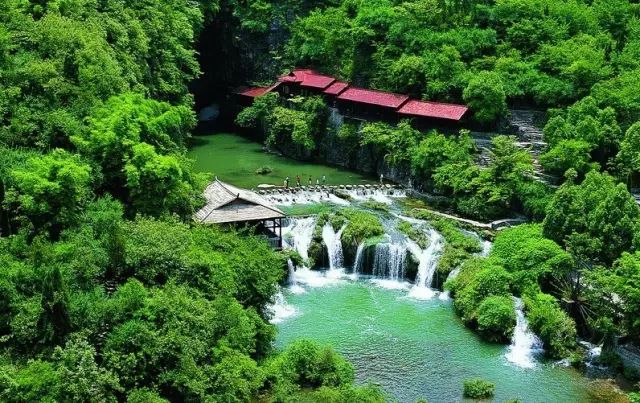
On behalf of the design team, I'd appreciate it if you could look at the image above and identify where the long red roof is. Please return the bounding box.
[324,81,349,95]
[269,68,470,119]
[279,69,335,90]
[300,74,335,89]
[337,87,409,109]
[397,100,469,121]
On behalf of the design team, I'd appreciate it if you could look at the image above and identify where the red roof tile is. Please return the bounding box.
[337,87,410,109]
[279,69,336,89]
[324,81,349,95]
[234,86,272,98]
[397,100,469,121]
[300,74,335,89]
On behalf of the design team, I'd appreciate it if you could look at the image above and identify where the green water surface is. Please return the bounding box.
[188,133,374,189]
[276,281,595,403]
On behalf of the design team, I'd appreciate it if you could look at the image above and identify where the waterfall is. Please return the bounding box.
[506,297,543,368]
[480,240,493,257]
[328,107,344,129]
[269,288,297,324]
[345,188,406,205]
[372,242,407,281]
[287,259,297,287]
[322,222,346,270]
[353,242,365,275]
[285,217,316,260]
[264,190,350,207]
[408,230,444,300]
[287,258,305,294]
[438,267,461,301]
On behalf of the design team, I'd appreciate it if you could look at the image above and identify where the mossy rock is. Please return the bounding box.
[308,239,328,269]
[355,242,377,275]
[341,209,384,245]
[333,189,353,201]
[405,251,419,283]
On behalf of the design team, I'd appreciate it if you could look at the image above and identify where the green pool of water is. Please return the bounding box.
[188,133,374,189]
[276,281,595,403]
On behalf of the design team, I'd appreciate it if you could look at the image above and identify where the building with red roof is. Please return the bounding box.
[235,68,470,124]
[337,87,409,109]
[277,69,336,92]
[323,81,349,96]
[397,100,469,121]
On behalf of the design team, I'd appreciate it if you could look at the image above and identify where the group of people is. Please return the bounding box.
[284,174,326,189]
[282,173,386,188]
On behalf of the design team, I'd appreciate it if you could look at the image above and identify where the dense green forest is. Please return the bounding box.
[0,1,383,401]
[3,0,640,401]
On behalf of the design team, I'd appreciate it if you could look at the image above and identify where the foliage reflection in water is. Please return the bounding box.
[188,133,374,188]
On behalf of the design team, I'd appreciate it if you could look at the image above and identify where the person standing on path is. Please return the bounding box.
[285,176,290,189]
[380,173,384,185]
[308,176,312,186]
[296,175,301,187]
[322,175,326,185]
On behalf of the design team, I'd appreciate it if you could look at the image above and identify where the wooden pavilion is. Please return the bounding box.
[195,179,285,249]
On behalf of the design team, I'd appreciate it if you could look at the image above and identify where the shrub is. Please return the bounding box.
[452,260,512,324]
[524,293,577,359]
[339,209,384,245]
[362,201,390,213]
[463,378,495,399]
[476,296,516,343]
[265,340,354,391]
[490,224,574,293]
[397,221,429,248]
[255,166,273,175]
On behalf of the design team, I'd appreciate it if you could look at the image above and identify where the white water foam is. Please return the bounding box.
[352,242,365,276]
[370,278,411,290]
[505,297,543,368]
[283,217,316,260]
[407,229,444,300]
[322,222,347,271]
[438,267,461,301]
[269,289,298,324]
[480,240,493,257]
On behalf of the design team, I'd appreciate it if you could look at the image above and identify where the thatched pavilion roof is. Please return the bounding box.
[195,179,285,224]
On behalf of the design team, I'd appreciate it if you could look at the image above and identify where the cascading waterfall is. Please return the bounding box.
[285,217,316,260]
[372,242,407,281]
[506,297,543,368]
[345,188,406,205]
[322,222,347,271]
[328,107,344,129]
[287,258,297,287]
[408,229,444,300]
[353,242,365,275]
[264,190,351,207]
[480,240,493,257]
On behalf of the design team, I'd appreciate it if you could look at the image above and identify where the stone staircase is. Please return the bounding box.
[508,109,560,186]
